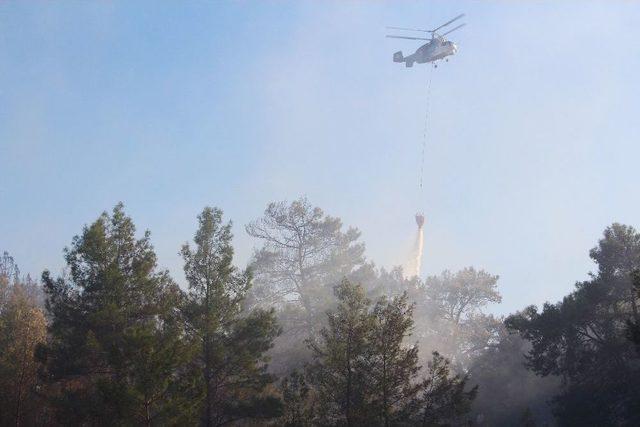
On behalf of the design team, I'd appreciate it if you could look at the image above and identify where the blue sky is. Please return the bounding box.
[1,1,639,314]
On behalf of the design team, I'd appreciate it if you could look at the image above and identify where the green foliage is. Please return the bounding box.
[507,223,640,426]
[362,266,504,372]
[10,202,640,427]
[407,351,477,427]
[246,198,369,377]
[0,253,47,426]
[246,198,366,333]
[307,280,372,426]
[280,370,314,427]
[419,268,502,368]
[467,327,559,426]
[181,207,282,426]
[308,280,476,427]
[40,204,190,425]
[364,294,420,426]
[626,270,640,353]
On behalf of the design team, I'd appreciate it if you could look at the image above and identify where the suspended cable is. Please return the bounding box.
[419,66,434,193]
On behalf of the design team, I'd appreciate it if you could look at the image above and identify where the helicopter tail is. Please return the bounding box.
[393,51,404,63]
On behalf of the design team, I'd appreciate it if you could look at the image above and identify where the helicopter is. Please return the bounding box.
[387,14,465,68]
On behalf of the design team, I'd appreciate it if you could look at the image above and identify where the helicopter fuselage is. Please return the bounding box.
[394,38,458,68]
[387,14,465,68]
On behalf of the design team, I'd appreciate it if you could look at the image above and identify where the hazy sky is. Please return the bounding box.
[2,1,639,314]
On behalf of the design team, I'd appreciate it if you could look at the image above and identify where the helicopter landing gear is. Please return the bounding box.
[445,58,449,62]
[434,63,438,68]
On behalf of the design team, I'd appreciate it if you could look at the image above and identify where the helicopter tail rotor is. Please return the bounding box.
[393,51,404,63]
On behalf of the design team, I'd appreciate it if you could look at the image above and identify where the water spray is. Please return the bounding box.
[414,213,425,277]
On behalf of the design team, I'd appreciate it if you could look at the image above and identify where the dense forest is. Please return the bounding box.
[2,198,640,426]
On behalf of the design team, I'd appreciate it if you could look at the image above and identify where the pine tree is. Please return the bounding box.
[363,293,420,426]
[181,207,282,426]
[246,198,366,334]
[309,280,477,427]
[408,352,477,426]
[419,267,502,368]
[307,279,372,426]
[626,270,640,353]
[507,224,640,425]
[0,254,47,426]
[40,204,189,425]
[280,370,314,427]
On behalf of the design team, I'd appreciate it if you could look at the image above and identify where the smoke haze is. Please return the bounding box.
[1,1,639,313]
[1,2,640,425]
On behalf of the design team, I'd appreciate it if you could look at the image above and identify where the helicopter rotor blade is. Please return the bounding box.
[386,35,430,41]
[430,13,465,33]
[386,26,430,33]
[441,23,466,37]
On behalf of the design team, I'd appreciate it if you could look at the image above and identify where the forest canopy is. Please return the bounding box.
[2,199,640,426]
